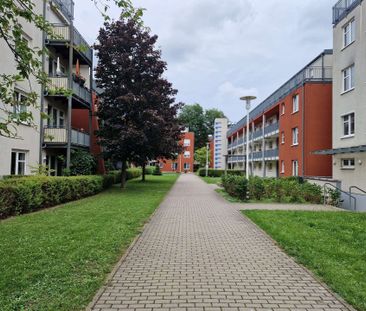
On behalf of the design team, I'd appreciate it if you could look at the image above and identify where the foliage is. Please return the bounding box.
[326,188,342,207]
[145,166,155,175]
[178,104,226,149]
[70,149,96,176]
[0,175,178,311]
[0,0,141,138]
[195,146,210,168]
[0,175,111,219]
[221,175,248,201]
[95,17,182,187]
[152,165,162,176]
[247,176,265,201]
[107,168,142,184]
[244,211,366,311]
[197,168,243,177]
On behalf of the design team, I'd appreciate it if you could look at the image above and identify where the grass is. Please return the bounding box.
[243,210,366,311]
[200,176,221,185]
[0,174,178,311]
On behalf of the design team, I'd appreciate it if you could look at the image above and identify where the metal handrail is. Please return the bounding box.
[323,183,357,211]
[349,186,366,195]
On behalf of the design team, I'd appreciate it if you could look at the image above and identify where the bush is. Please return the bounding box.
[145,166,155,175]
[248,176,265,201]
[70,150,96,176]
[152,165,162,176]
[107,168,142,184]
[0,175,109,219]
[221,175,248,201]
[198,168,243,177]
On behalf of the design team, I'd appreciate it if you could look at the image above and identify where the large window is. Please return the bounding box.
[292,127,299,145]
[183,139,191,147]
[184,151,190,158]
[11,150,27,175]
[342,65,355,92]
[292,94,299,113]
[183,163,190,170]
[292,160,299,177]
[48,106,65,128]
[343,19,355,48]
[341,158,355,169]
[13,90,27,116]
[281,132,285,144]
[171,163,178,171]
[342,113,355,136]
[281,103,285,115]
[281,160,285,174]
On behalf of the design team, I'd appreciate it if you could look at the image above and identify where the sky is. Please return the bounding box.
[74,0,335,124]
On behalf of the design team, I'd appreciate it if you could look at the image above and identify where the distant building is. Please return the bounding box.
[159,130,195,173]
[213,118,228,169]
[227,50,333,178]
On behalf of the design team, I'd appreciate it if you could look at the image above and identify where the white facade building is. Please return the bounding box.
[213,118,228,169]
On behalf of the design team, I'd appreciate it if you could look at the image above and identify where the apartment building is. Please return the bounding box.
[0,1,44,176]
[316,0,366,192]
[227,50,333,178]
[159,130,195,173]
[213,118,228,169]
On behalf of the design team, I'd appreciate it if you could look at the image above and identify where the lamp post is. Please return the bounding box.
[206,134,213,177]
[240,96,256,180]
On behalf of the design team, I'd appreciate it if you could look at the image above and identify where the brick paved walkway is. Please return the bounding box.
[90,174,352,311]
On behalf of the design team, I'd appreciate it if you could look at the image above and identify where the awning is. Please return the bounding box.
[313,145,366,155]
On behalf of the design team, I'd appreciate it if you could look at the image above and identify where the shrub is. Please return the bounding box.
[70,149,96,176]
[198,168,243,178]
[152,165,162,176]
[302,182,323,204]
[145,166,155,175]
[107,168,142,184]
[222,175,248,201]
[248,176,265,201]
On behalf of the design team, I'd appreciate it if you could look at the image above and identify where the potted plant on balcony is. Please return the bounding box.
[73,59,87,86]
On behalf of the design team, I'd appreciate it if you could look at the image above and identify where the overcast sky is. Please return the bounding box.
[74,0,335,123]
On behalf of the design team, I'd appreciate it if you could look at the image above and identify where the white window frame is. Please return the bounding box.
[341,158,355,170]
[48,106,65,128]
[342,112,355,137]
[292,160,299,177]
[171,162,178,171]
[183,139,191,147]
[183,163,190,170]
[281,103,285,115]
[292,94,299,113]
[184,151,190,158]
[342,64,355,93]
[281,132,285,144]
[343,19,355,48]
[281,160,285,173]
[11,150,27,175]
[13,90,28,116]
[292,127,299,146]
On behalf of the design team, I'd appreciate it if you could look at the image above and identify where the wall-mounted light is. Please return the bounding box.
[358,160,362,165]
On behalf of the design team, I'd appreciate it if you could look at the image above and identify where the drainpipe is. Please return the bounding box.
[262,114,266,177]
[39,0,47,166]
[301,82,306,177]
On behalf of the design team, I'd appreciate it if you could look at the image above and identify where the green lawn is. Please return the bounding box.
[243,211,366,311]
[0,174,178,311]
[200,176,221,185]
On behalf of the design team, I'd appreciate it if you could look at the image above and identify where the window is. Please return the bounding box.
[342,65,355,92]
[341,158,355,169]
[48,106,65,128]
[183,139,190,147]
[343,19,355,48]
[292,127,299,145]
[268,141,273,149]
[281,160,285,173]
[183,163,190,170]
[184,151,190,158]
[281,103,285,115]
[13,90,27,116]
[268,163,273,171]
[342,113,355,136]
[292,160,299,176]
[281,132,285,144]
[11,150,27,175]
[171,163,178,171]
[292,94,299,113]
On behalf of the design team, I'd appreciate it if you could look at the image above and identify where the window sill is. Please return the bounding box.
[341,88,355,95]
[291,143,299,147]
[341,40,355,51]
[292,110,299,115]
[341,134,355,139]
[341,167,355,170]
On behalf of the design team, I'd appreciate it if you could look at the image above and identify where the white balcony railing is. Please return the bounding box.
[44,127,90,147]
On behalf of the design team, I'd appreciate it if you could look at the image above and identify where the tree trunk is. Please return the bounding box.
[142,163,146,182]
[121,161,127,189]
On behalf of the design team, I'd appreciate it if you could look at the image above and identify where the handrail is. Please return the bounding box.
[349,186,366,195]
[323,183,357,211]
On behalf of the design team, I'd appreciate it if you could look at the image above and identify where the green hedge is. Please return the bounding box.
[197,168,243,177]
[221,175,323,204]
[107,168,142,184]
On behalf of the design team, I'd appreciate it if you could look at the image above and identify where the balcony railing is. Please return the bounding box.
[264,149,279,159]
[252,151,263,161]
[253,130,263,140]
[333,0,360,25]
[227,58,333,137]
[44,127,90,147]
[264,123,279,136]
[47,24,93,64]
[228,155,246,163]
[53,0,74,21]
[47,76,92,106]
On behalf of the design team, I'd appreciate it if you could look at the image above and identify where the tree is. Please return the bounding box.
[195,146,210,168]
[0,0,141,138]
[95,18,182,187]
[178,104,226,149]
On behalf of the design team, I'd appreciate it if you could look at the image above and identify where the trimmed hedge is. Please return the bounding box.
[221,175,323,204]
[197,168,243,177]
[0,168,143,219]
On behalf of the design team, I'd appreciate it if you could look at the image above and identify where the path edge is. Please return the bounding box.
[85,174,181,311]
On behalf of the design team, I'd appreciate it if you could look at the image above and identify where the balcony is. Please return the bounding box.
[252,151,263,161]
[252,130,263,140]
[44,127,90,147]
[228,155,246,163]
[52,0,74,21]
[333,0,360,25]
[47,76,92,108]
[46,24,93,65]
[264,123,279,137]
[264,149,279,159]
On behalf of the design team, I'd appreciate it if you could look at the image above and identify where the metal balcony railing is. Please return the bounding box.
[228,155,246,163]
[333,0,360,25]
[264,149,279,159]
[227,61,333,137]
[264,123,279,136]
[252,151,263,160]
[53,0,74,21]
[253,130,263,140]
[44,127,90,147]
